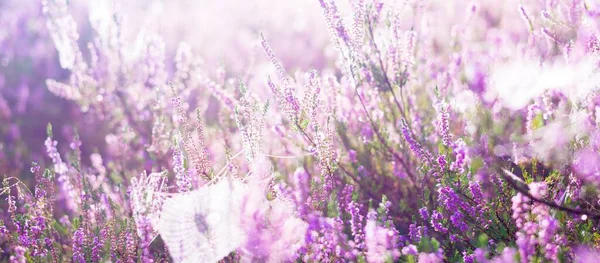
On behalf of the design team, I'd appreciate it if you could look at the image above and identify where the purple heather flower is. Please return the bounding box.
[436,155,447,171]
[72,228,85,263]
[393,161,407,179]
[348,150,357,163]
[469,181,484,204]
[450,211,468,232]
[463,252,475,263]
[409,224,420,243]
[294,168,310,217]
[400,120,432,164]
[430,211,447,234]
[360,125,374,143]
[91,235,103,262]
[419,207,429,221]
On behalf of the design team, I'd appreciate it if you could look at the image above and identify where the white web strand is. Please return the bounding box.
[157,179,246,263]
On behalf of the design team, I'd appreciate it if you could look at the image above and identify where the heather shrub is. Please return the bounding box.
[2,0,600,262]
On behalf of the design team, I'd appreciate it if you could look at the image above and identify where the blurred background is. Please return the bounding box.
[0,0,338,178]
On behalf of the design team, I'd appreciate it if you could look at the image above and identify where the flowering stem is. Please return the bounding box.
[497,162,600,219]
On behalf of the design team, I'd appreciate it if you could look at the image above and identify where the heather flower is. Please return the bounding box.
[463,252,475,263]
[417,250,443,263]
[348,201,365,250]
[129,171,168,241]
[436,155,447,171]
[469,181,484,204]
[293,168,310,217]
[6,195,16,214]
[125,231,136,263]
[449,139,469,174]
[430,211,447,234]
[401,244,417,256]
[173,142,192,192]
[408,224,420,243]
[45,136,80,212]
[44,137,67,175]
[529,182,547,199]
[419,207,429,221]
[348,150,357,163]
[435,101,451,146]
[450,211,468,232]
[511,193,530,229]
[573,148,600,183]
[400,120,432,164]
[261,35,302,127]
[72,228,85,263]
[392,161,407,179]
[364,213,400,263]
[489,247,517,263]
[574,247,600,263]
[9,246,26,263]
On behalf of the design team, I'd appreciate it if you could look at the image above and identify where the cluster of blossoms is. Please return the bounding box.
[2,0,600,262]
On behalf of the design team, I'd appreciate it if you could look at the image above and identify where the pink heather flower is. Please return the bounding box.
[489,247,517,263]
[129,171,168,242]
[401,244,418,256]
[529,182,548,199]
[365,215,400,263]
[9,246,26,263]
[6,195,16,214]
[450,138,469,174]
[417,250,443,263]
[435,101,451,146]
[44,137,79,212]
[573,148,600,183]
[348,201,365,250]
[173,143,192,192]
[44,137,67,175]
[518,5,534,32]
[511,193,530,229]
[574,247,600,263]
